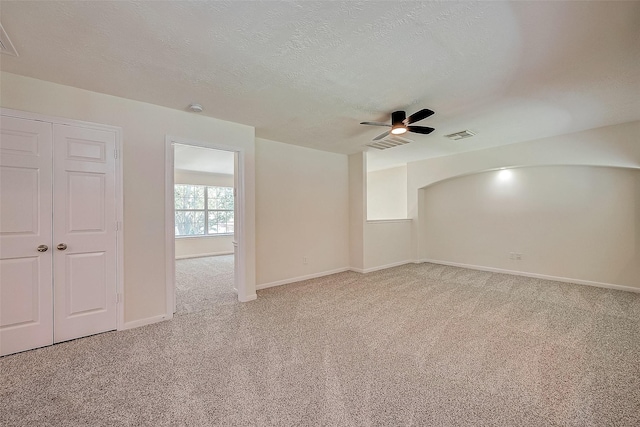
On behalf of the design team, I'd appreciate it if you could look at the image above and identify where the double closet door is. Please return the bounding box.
[0,114,118,356]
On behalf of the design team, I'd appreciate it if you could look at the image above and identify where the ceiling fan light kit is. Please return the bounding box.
[361,108,435,145]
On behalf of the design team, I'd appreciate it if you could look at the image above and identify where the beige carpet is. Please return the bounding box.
[1,263,639,426]
[175,255,235,315]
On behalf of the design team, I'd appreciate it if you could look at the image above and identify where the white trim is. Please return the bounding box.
[1,107,121,132]
[351,260,414,274]
[175,251,233,260]
[165,137,176,321]
[234,150,247,300]
[366,219,412,224]
[238,293,257,302]
[121,314,169,331]
[165,135,249,320]
[175,234,233,240]
[1,108,126,332]
[114,127,125,331]
[256,267,351,290]
[418,259,640,294]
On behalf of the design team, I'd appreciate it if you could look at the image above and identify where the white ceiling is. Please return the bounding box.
[174,144,234,175]
[1,1,639,171]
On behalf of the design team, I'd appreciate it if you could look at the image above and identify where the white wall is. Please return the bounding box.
[420,166,640,289]
[174,169,234,258]
[367,164,407,220]
[353,121,640,285]
[0,72,256,324]
[408,120,640,264]
[175,237,233,259]
[349,153,366,271]
[255,138,349,287]
[364,220,413,272]
[352,154,414,273]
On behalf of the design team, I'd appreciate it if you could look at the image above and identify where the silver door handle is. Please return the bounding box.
[37,245,48,252]
[57,243,67,251]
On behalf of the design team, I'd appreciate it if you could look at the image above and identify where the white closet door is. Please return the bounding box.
[0,116,54,356]
[53,124,117,343]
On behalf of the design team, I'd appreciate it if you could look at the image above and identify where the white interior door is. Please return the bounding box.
[53,124,117,343]
[0,116,54,356]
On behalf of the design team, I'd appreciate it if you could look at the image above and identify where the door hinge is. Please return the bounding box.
[115,221,119,231]
[116,293,123,303]
[113,149,118,159]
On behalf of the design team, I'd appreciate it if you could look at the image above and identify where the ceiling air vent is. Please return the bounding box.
[445,130,475,140]
[366,135,413,150]
[0,23,18,56]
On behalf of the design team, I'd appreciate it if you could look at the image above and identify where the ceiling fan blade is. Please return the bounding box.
[360,121,391,127]
[407,126,435,135]
[373,130,391,141]
[405,109,435,125]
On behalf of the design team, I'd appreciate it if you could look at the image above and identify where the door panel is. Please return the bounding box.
[0,116,53,356]
[67,172,106,232]
[0,167,40,234]
[53,124,116,343]
[66,252,107,317]
[1,258,42,326]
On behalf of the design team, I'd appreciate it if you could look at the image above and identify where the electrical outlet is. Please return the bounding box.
[303,256,308,265]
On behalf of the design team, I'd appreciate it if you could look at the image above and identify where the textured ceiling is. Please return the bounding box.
[1,1,639,170]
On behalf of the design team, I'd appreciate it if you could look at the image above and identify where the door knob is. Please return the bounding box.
[37,245,48,252]
[57,243,68,251]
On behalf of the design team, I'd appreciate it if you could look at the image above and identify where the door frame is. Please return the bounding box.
[0,108,125,331]
[164,135,248,318]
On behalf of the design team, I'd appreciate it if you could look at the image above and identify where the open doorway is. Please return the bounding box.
[165,137,246,317]
[172,144,235,314]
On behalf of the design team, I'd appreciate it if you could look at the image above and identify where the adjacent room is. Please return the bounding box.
[0,1,638,426]
[173,144,237,315]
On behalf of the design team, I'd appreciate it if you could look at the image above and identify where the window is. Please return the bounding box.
[174,184,234,237]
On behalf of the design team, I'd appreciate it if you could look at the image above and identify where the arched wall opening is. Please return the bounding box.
[417,165,640,290]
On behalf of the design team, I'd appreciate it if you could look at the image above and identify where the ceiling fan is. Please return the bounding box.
[360,109,435,141]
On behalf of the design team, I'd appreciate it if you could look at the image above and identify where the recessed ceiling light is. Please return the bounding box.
[188,103,203,113]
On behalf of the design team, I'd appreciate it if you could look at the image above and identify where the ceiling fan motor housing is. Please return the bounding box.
[392,111,406,125]
[391,111,408,134]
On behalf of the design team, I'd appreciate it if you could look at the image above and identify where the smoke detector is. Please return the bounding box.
[188,103,203,113]
[445,130,476,140]
[0,23,18,56]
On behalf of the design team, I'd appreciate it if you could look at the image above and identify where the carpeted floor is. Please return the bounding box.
[175,255,235,315]
[1,262,639,426]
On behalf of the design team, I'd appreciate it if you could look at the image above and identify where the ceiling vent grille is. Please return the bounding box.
[366,135,413,150]
[445,130,475,140]
[0,23,18,56]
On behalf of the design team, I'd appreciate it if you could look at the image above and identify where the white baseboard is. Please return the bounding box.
[120,314,169,331]
[418,258,640,294]
[351,260,414,274]
[175,251,234,260]
[238,293,257,302]
[256,267,351,290]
